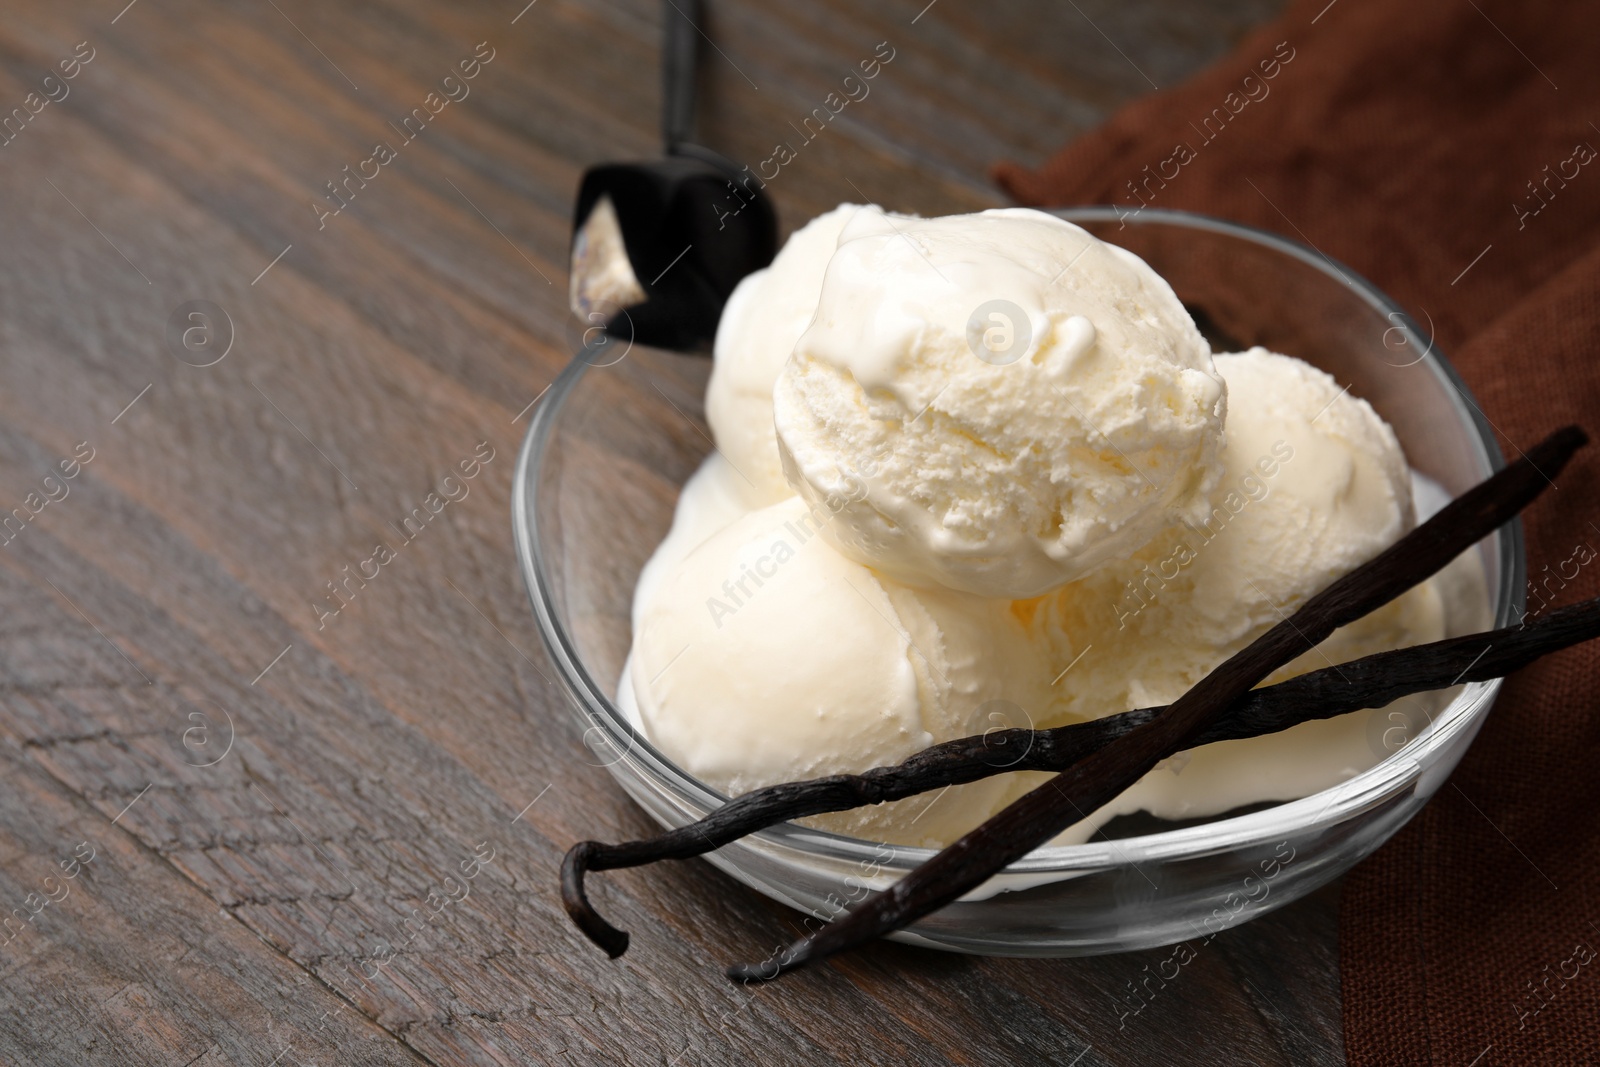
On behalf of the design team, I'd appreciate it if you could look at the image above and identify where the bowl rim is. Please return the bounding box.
[512,205,1523,876]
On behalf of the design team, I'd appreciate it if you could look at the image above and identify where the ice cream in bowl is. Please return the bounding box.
[514,206,1522,957]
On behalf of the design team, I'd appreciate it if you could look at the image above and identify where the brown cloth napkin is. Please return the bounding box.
[995,1,1600,1062]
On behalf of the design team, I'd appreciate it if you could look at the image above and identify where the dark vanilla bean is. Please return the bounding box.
[562,596,1600,957]
[724,424,1587,982]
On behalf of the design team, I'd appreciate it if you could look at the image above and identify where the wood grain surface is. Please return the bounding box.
[0,1,1341,1064]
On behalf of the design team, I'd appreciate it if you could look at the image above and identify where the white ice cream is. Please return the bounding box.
[705,204,875,506]
[1028,347,1456,840]
[622,207,1483,852]
[1031,347,1431,720]
[630,496,1053,847]
[631,452,754,636]
[773,207,1227,598]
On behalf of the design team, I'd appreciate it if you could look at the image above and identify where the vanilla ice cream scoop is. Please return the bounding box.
[1023,347,1449,842]
[1035,346,1432,723]
[773,207,1227,598]
[706,204,876,506]
[1191,347,1415,622]
[630,495,1054,846]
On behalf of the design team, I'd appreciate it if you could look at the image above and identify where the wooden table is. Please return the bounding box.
[0,1,1354,1063]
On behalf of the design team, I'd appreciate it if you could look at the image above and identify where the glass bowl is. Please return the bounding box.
[512,207,1521,956]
